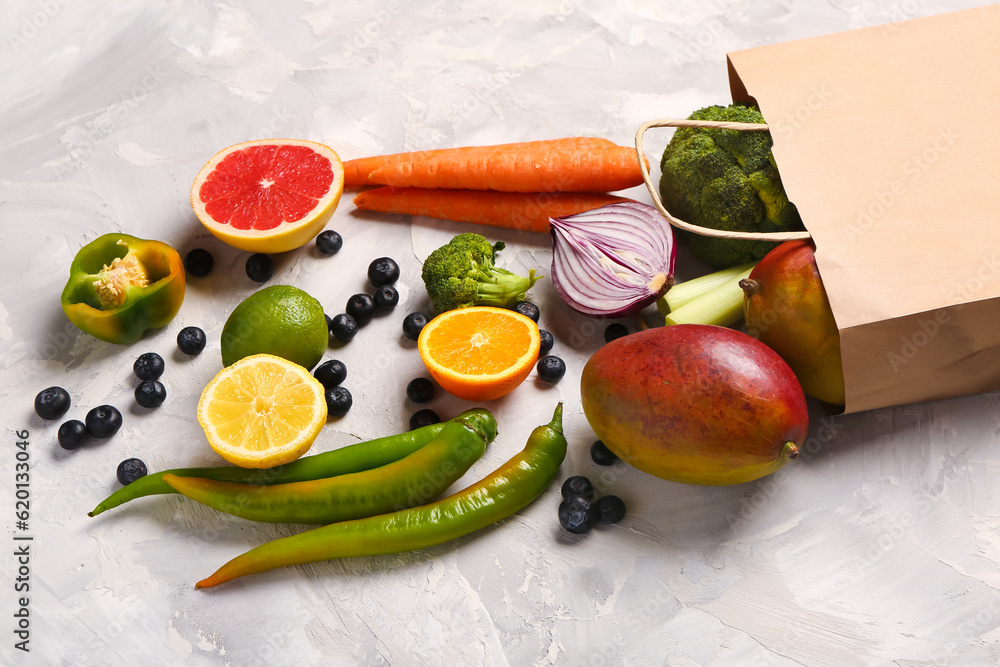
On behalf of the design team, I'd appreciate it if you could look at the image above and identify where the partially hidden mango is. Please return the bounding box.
[580,324,808,485]
[740,240,845,405]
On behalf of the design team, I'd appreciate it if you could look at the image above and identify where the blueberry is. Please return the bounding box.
[85,405,123,439]
[538,329,554,355]
[536,355,566,383]
[373,284,399,311]
[402,312,428,341]
[406,377,435,403]
[183,248,214,277]
[596,495,627,524]
[34,386,71,420]
[177,326,207,356]
[590,440,619,466]
[116,458,148,485]
[325,385,353,417]
[329,314,359,342]
[134,380,166,408]
[245,253,274,282]
[368,257,400,286]
[409,408,441,430]
[325,313,332,331]
[57,420,88,450]
[316,230,344,256]
[559,495,595,534]
[133,352,165,381]
[561,475,595,501]
[514,301,540,322]
[604,323,629,343]
[346,293,376,326]
[314,359,348,389]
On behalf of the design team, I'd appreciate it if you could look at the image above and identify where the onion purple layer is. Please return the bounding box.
[549,201,676,318]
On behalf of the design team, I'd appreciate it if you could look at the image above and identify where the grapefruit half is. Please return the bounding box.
[191,139,344,253]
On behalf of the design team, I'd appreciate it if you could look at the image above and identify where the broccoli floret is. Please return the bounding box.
[659,104,805,269]
[421,232,541,313]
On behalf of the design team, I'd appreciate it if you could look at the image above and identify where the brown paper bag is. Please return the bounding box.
[640,4,1000,414]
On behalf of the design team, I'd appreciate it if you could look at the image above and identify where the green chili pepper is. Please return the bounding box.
[190,403,566,589]
[88,408,497,517]
[164,415,492,524]
[61,233,186,344]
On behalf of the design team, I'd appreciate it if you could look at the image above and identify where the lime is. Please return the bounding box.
[221,285,328,370]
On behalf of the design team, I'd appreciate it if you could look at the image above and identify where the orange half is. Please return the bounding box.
[417,306,541,401]
[191,139,344,253]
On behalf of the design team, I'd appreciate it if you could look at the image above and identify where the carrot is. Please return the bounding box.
[352,187,626,233]
[343,137,616,187]
[367,144,646,193]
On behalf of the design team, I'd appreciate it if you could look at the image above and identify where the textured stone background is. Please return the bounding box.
[1,1,997,665]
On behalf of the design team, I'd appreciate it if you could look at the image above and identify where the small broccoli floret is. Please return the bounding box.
[421,232,541,313]
[659,104,805,269]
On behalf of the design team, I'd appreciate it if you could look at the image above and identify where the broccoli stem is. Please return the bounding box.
[657,261,756,317]
[663,264,754,327]
[476,268,540,307]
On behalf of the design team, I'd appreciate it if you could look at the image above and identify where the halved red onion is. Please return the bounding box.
[549,200,675,318]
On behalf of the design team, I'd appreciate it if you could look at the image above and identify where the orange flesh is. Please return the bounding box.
[424,310,534,376]
[199,145,335,230]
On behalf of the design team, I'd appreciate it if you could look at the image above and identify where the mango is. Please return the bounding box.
[580,324,807,485]
[740,240,845,405]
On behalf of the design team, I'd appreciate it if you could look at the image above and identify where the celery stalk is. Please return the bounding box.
[657,262,756,316]
[663,264,755,327]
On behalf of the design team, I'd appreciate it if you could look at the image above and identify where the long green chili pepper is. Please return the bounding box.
[88,408,496,517]
[190,403,566,589]
[164,415,493,524]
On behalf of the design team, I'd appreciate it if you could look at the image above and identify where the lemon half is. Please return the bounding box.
[197,354,327,468]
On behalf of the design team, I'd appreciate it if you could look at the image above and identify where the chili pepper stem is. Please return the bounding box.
[549,402,564,433]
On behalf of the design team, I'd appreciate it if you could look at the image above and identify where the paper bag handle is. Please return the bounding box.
[635,119,812,242]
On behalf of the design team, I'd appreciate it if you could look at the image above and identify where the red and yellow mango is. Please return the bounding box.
[580,324,808,485]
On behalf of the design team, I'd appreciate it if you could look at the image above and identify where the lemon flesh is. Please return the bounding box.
[197,354,327,468]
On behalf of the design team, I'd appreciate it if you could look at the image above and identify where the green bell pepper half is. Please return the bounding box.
[61,233,186,344]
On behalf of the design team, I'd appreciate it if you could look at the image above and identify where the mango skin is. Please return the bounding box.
[581,324,808,486]
[742,240,845,406]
